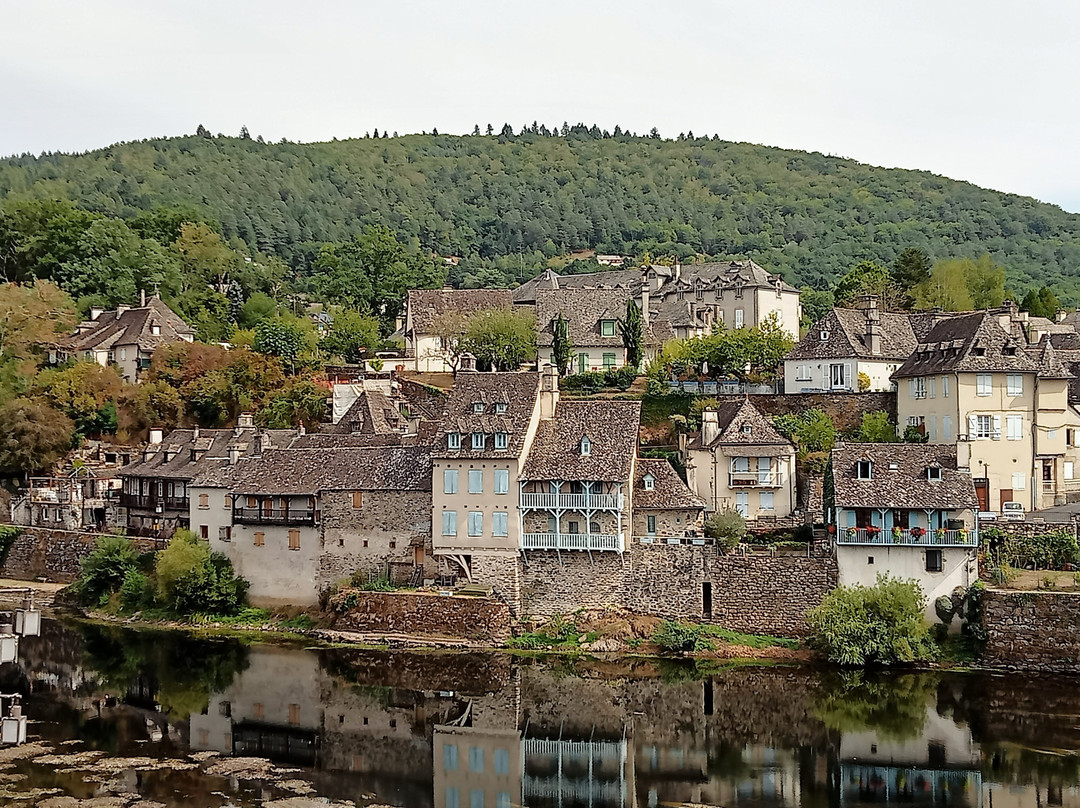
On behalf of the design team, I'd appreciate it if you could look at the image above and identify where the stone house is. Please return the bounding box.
[831,442,979,626]
[632,458,706,543]
[783,296,927,393]
[893,302,1080,513]
[208,445,433,607]
[402,289,514,372]
[682,398,797,523]
[51,293,194,382]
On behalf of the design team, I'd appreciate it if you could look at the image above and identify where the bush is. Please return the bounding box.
[652,621,711,654]
[156,530,248,615]
[704,508,746,552]
[155,530,211,602]
[119,568,153,612]
[962,580,988,644]
[560,366,637,393]
[75,534,141,607]
[807,574,936,665]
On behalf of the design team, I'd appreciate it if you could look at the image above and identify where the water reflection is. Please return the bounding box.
[7,619,1080,808]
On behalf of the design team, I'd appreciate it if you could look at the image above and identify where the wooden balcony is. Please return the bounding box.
[728,472,783,488]
[233,507,319,526]
[119,493,188,511]
[519,492,623,511]
[836,528,976,547]
[520,532,624,552]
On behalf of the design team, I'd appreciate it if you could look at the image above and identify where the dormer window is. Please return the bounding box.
[495,402,507,414]
[856,460,872,480]
[820,330,830,341]
[580,436,592,456]
[927,466,942,481]
[972,346,986,357]
[741,425,752,435]
[1003,344,1017,357]
[151,324,161,336]
[643,474,655,491]
[471,432,485,450]
[473,402,484,414]
[494,432,508,450]
[447,432,461,450]
[600,320,616,337]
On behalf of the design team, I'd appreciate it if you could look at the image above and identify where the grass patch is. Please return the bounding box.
[936,633,980,664]
[652,619,798,653]
[641,393,692,426]
[506,615,581,650]
[697,625,799,650]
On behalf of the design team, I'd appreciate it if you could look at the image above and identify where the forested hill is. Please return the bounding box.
[3,129,1080,298]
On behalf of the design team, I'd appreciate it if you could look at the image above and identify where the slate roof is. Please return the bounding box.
[120,427,295,486]
[536,289,631,349]
[831,443,979,510]
[521,400,641,482]
[687,398,794,453]
[634,458,705,510]
[224,446,432,495]
[55,296,194,353]
[432,372,541,459]
[786,307,920,361]
[330,390,403,435]
[893,310,1040,377]
[407,289,513,333]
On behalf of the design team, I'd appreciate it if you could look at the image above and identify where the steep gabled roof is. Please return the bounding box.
[535,289,631,349]
[521,400,641,482]
[55,296,194,353]
[786,308,919,362]
[120,427,295,485]
[831,443,978,510]
[893,310,1040,377]
[330,390,403,435]
[432,372,541,459]
[634,457,705,510]
[688,398,794,454]
[407,289,513,334]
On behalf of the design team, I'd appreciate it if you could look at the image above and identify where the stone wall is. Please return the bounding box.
[982,587,1080,672]
[1,528,161,583]
[471,553,522,617]
[519,544,837,636]
[716,391,897,432]
[331,590,511,643]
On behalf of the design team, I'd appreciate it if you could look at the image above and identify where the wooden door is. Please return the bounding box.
[414,546,425,566]
[974,478,989,511]
[999,489,1013,509]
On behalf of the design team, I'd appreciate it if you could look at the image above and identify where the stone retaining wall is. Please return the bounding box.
[1,527,161,583]
[331,590,511,643]
[982,587,1080,672]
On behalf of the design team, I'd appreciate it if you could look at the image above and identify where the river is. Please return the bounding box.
[0,618,1076,807]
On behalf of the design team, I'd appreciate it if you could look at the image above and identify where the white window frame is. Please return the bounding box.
[442,510,457,536]
[447,432,461,450]
[494,432,508,450]
[1006,414,1023,441]
[1012,471,1027,491]
[1066,461,1075,481]
[941,375,949,398]
[495,402,507,414]
[473,402,484,414]
[734,309,744,328]
[942,415,952,441]
[443,469,459,494]
[646,514,657,535]
[494,469,509,494]
[976,374,993,396]
[580,436,591,456]
[856,460,872,479]
[600,319,616,337]
[467,511,483,537]
[471,432,484,450]
[912,377,926,399]
[1006,374,1023,396]
[468,469,483,494]
[759,491,774,511]
[643,474,655,491]
[796,364,811,381]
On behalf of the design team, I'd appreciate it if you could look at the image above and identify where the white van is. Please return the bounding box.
[1001,501,1026,521]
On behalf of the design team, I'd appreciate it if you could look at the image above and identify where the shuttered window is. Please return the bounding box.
[254,531,265,547]
[352,491,364,508]
[288,529,300,550]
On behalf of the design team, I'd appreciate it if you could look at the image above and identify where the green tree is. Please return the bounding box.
[772,408,837,457]
[0,281,77,384]
[854,410,899,443]
[551,312,572,376]
[237,291,278,329]
[800,288,834,329]
[891,248,932,307]
[322,309,383,364]
[35,360,125,438]
[0,397,74,475]
[462,308,536,371]
[1020,286,1061,319]
[913,260,973,311]
[252,317,306,365]
[257,379,328,428]
[618,297,644,370]
[964,254,1007,309]
[74,534,141,607]
[833,260,903,310]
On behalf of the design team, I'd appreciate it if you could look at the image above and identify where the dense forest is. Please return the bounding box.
[3,125,1080,301]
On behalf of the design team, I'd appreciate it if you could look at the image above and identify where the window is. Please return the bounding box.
[856,460,872,479]
[976,373,992,396]
[494,432,508,450]
[288,529,300,550]
[1049,428,1058,440]
[120,348,127,361]
[443,743,458,771]
[247,496,258,508]
[219,526,231,542]
[198,493,209,509]
[734,308,744,328]
[1012,471,1027,491]
[1069,429,1076,447]
[600,319,616,336]
[289,704,300,725]
[445,788,460,808]
[352,491,364,508]
[735,491,749,517]
[492,512,508,537]
[1006,414,1023,441]
[925,549,943,573]
[254,531,265,547]
[643,474,655,491]
[497,794,511,808]
[494,469,509,494]
[580,436,591,455]
[495,401,507,414]
[1007,374,1023,396]
[253,702,264,719]
[603,352,617,369]
[796,364,811,381]
[473,402,484,414]
[470,791,484,808]
[942,375,949,397]
[1067,461,1076,481]
[927,466,942,481]
[468,511,483,537]
[820,330,830,341]
[830,363,848,389]
[471,432,484,450]
[224,495,232,509]
[448,432,461,450]
[759,491,774,510]
[911,377,926,398]
[942,415,952,440]
[469,746,484,773]
[443,469,459,494]
[200,525,208,539]
[442,511,458,536]
[468,469,483,494]
[646,515,657,535]
[578,353,588,374]
[971,414,1000,439]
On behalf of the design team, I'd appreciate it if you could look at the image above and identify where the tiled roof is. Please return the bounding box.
[535,289,631,349]
[432,372,541,459]
[225,446,432,495]
[520,400,641,482]
[893,310,1040,377]
[831,443,978,510]
[407,289,513,333]
[687,398,794,452]
[55,296,194,353]
[785,307,919,361]
[120,427,295,485]
[330,390,403,435]
[634,458,705,510]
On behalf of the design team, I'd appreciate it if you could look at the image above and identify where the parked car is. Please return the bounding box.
[977,510,997,522]
[1001,501,1026,521]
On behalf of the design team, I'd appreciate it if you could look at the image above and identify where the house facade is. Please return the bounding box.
[682,399,797,523]
[632,458,706,543]
[831,442,979,626]
[402,289,514,372]
[893,304,1080,513]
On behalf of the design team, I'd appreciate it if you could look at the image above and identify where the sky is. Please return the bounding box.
[6,0,1080,211]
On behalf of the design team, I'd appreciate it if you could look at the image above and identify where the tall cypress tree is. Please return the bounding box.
[552,312,572,376]
[619,298,644,370]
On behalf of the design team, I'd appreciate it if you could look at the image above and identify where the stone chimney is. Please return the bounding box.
[673,262,682,281]
[1057,309,1068,323]
[458,352,477,374]
[228,446,241,465]
[237,412,255,429]
[140,288,147,307]
[192,426,200,440]
[540,363,560,420]
[640,268,651,327]
[148,427,163,445]
[861,294,881,356]
[701,410,719,446]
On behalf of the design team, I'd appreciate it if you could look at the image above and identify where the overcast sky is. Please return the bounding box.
[6,1,1079,211]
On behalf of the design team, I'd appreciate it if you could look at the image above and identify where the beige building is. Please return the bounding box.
[52,293,194,381]
[632,458,706,543]
[682,398,797,522]
[402,288,514,372]
[894,304,1080,513]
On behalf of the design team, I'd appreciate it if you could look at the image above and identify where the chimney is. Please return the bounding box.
[192,426,200,440]
[458,352,477,374]
[254,431,266,456]
[1057,310,1068,323]
[140,288,146,307]
[861,294,881,356]
[673,262,682,281]
[540,363,560,420]
[701,410,719,446]
[89,306,104,321]
[228,446,241,465]
[640,268,651,327]
[297,420,306,437]
[237,412,255,429]
[149,427,163,445]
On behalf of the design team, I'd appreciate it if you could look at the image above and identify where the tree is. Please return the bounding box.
[704,508,746,552]
[854,410,899,443]
[891,248,932,307]
[257,379,328,428]
[252,318,306,365]
[0,281,76,371]
[833,260,903,310]
[964,254,1007,309]
[800,288,834,329]
[551,312,573,376]
[321,309,382,364]
[1021,286,1061,319]
[0,398,74,475]
[35,360,124,438]
[195,124,210,138]
[913,255,1006,312]
[462,309,536,371]
[618,297,644,370]
[237,291,278,329]
[773,408,837,457]
[239,125,251,140]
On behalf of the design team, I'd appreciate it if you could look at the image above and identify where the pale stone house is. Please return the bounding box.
[783,296,926,393]
[403,288,514,372]
[831,443,979,626]
[893,303,1080,513]
[682,398,797,522]
[52,293,194,381]
[632,458,706,543]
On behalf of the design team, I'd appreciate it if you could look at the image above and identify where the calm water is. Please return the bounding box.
[0,618,1078,807]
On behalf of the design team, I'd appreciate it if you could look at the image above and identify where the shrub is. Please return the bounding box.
[1040,574,1057,590]
[652,621,711,654]
[155,530,211,602]
[962,580,988,644]
[156,530,248,615]
[119,568,153,612]
[560,366,637,393]
[857,372,871,392]
[75,534,141,607]
[704,508,746,552]
[807,574,936,665]
[802,451,830,475]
